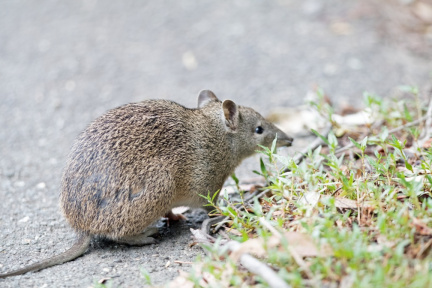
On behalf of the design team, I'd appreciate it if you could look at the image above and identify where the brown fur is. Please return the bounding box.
[0,90,293,278]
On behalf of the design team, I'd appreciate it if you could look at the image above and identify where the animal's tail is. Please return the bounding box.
[0,233,91,278]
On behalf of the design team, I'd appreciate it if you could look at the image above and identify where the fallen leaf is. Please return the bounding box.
[272,210,285,218]
[412,218,432,236]
[227,228,243,237]
[298,191,321,207]
[422,138,432,148]
[172,206,190,215]
[332,110,374,126]
[230,232,332,262]
[267,105,327,136]
[340,104,360,116]
[221,184,262,195]
[376,235,396,248]
[413,2,432,23]
[339,274,354,288]
[321,196,375,209]
[230,238,268,262]
[201,271,218,287]
[167,270,195,288]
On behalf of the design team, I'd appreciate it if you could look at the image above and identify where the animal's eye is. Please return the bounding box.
[255,126,264,134]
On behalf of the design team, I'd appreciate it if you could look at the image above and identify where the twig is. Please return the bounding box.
[201,216,226,235]
[330,186,342,196]
[174,261,193,265]
[388,114,430,134]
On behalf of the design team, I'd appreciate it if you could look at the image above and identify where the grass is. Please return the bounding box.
[178,87,432,288]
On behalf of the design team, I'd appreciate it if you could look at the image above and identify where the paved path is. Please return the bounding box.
[0,1,431,287]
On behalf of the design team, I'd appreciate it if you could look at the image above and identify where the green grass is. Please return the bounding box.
[183,88,432,288]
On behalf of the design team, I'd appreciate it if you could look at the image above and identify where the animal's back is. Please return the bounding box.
[60,100,193,238]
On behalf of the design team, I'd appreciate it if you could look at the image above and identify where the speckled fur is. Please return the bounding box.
[61,91,293,239]
[0,91,293,278]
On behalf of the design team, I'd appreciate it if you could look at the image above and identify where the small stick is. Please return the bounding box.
[174,261,194,265]
[388,114,430,134]
[201,216,226,235]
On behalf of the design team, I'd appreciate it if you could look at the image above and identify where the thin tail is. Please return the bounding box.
[0,233,91,278]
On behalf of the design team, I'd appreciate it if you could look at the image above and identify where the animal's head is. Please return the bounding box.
[197,90,293,159]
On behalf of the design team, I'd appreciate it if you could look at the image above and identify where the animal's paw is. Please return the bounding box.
[165,210,187,221]
[115,227,159,246]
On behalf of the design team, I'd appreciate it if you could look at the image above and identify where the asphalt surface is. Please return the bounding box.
[0,0,431,287]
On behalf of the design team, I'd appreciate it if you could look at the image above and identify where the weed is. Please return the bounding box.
[182,88,432,288]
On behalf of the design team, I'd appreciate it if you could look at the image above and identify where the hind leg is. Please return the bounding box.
[116,227,158,246]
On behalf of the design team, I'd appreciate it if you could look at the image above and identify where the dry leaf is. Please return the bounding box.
[222,184,263,195]
[167,270,195,288]
[201,271,218,287]
[172,206,190,215]
[298,191,321,207]
[322,196,375,209]
[332,110,374,126]
[412,218,432,236]
[272,210,285,218]
[230,238,268,262]
[376,235,397,248]
[413,2,432,23]
[267,105,326,135]
[228,228,243,237]
[422,138,432,148]
[339,275,354,288]
[230,232,332,262]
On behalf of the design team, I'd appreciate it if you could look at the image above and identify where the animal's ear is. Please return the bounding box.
[222,100,239,131]
[198,90,219,108]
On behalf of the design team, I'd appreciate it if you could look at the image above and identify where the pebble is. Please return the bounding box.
[36,182,46,189]
[14,181,25,188]
[18,216,30,223]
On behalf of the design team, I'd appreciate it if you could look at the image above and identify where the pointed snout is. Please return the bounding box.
[276,133,294,147]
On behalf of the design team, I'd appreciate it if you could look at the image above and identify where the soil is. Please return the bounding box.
[0,0,431,287]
